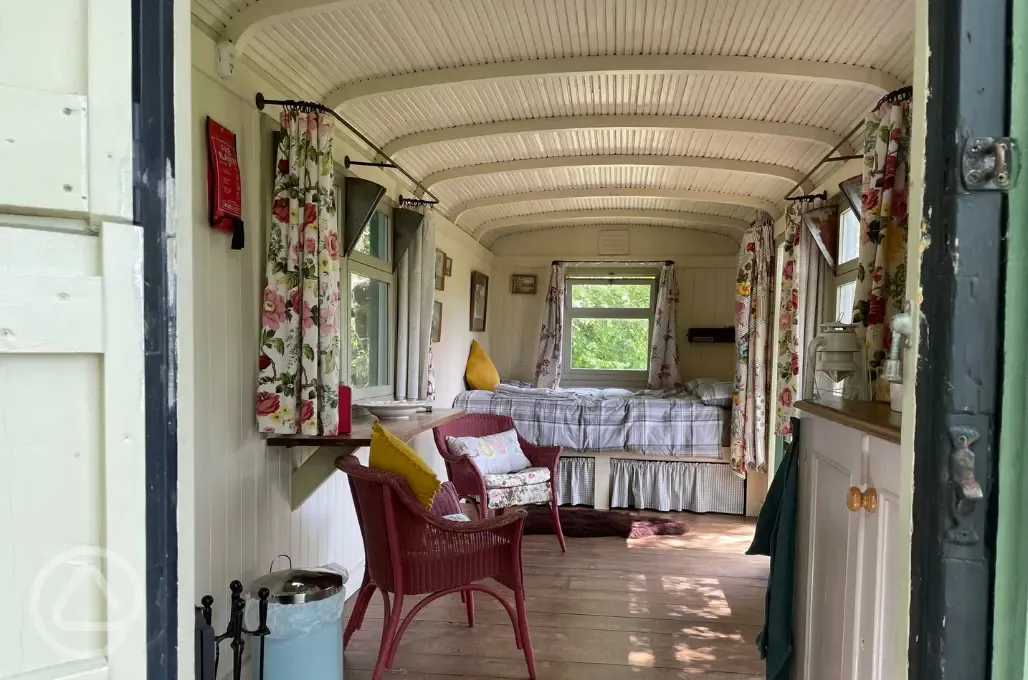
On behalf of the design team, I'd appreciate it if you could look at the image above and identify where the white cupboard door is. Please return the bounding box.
[0,219,147,680]
[855,436,903,680]
[796,418,865,680]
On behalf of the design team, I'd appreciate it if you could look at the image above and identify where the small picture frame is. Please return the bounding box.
[444,255,453,277]
[434,249,446,291]
[469,271,489,332]
[510,274,537,295]
[431,300,442,343]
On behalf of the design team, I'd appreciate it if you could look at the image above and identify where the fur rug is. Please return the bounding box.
[521,505,688,539]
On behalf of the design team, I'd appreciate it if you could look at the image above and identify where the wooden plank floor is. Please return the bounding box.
[344,512,768,679]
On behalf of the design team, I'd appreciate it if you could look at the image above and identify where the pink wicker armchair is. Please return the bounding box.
[433,413,567,552]
[338,455,536,680]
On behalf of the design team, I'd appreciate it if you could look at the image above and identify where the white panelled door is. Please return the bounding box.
[795,419,864,680]
[0,217,147,680]
[855,436,903,679]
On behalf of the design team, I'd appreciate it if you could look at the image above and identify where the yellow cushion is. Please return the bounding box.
[369,421,441,507]
[465,340,500,391]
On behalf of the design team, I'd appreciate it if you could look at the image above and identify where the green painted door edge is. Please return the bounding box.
[991,0,1028,673]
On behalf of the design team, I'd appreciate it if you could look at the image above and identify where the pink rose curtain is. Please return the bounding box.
[534,263,567,388]
[647,263,681,389]
[851,98,912,401]
[774,202,830,437]
[256,108,342,434]
[730,211,774,476]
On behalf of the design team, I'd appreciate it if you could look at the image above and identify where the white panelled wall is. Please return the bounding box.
[190,27,495,649]
[490,226,739,384]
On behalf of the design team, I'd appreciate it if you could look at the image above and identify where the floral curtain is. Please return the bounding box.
[396,215,435,400]
[730,211,774,476]
[534,263,567,388]
[773,204,802,437]
[852,99,912,401]
[257,108,341,434]
[773,202,831,437]
[647,263,681,389]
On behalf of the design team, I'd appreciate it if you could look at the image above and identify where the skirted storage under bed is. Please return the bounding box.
[556,455,745,515]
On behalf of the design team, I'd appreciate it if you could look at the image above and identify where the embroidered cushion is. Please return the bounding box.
[369,421,441,507]
[688,378,734,407]
[446,429,533,476]
[482,467,551,489]
[465,340,501,391]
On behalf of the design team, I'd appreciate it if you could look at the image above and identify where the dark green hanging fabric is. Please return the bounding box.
[746,417,800,680]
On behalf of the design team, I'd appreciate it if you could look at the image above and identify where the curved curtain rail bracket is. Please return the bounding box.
[255,93,440,204]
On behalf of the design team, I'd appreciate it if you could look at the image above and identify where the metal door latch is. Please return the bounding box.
[950,426,983,511]
[962,137,1018,191]
[946,426,983,545]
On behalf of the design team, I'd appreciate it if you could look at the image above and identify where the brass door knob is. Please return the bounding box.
[846,486,879,513]
[847,487,863,512]
[863,487,878,514]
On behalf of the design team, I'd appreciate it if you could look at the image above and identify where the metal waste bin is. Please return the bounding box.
[246,565,348,680]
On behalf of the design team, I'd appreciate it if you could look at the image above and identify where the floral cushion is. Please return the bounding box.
[486,482,552,509]
[482,467,551,489]
[446,429,532,476]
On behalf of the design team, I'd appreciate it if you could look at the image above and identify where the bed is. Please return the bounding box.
[452,382,745,514]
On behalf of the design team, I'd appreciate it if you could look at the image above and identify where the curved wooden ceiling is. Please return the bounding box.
[192,0,915,246]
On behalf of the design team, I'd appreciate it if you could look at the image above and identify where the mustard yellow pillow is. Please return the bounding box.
[465,340,500,391]
[369,421,441,507]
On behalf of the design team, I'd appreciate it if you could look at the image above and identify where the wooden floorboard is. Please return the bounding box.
[344,512,767,679]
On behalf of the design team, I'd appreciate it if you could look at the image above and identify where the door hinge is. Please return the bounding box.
[962,137,1018,191]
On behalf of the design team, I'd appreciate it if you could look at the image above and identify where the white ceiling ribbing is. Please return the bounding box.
[189,0,915,248]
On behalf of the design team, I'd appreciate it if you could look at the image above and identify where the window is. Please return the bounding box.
[837,208,860,267]
[353,210,390,262]
[833,207,861,323]
[562,274,656,383]
[335,175,395,400]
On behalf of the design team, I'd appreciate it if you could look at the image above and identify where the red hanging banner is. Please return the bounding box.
[206,117,245,249]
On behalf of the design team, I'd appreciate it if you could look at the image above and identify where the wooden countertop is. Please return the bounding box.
[795,397,902,444]
[264,408,466,448]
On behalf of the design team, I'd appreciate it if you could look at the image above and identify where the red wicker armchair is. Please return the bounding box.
[338,455,536,680]
[433,413,567,552]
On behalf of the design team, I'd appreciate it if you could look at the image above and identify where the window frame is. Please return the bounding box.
[832,203,861,323]
[334,170,396,401]
[560,273,657,386]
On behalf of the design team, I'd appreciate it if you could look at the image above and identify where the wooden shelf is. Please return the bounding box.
[796,397,901,444]
[264,408,466,510]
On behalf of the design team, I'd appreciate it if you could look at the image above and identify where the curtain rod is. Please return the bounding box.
[552,259,674,266]
[255,93,440,204]
[782,85,915,201]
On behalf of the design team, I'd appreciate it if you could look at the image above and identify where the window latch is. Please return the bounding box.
[961,137,1018,191]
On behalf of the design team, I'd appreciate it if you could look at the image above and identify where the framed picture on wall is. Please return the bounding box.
[510,274,537,294]
[470,271,489,332]
[431,300,442,343]
[444,255,453,277]
[434,249,446,291]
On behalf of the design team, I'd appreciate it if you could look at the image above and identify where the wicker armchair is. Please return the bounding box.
[433,413,567,552]
[338,455,536,680]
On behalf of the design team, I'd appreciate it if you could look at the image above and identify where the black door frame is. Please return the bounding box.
[132,0,178,678]
[909,0,1010,676]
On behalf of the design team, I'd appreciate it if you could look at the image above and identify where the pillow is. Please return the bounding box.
[465,340,500,391]
[369,421,441,507]
[446,429,533,476]
[442,513,472,522]
[689,379,734,407]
